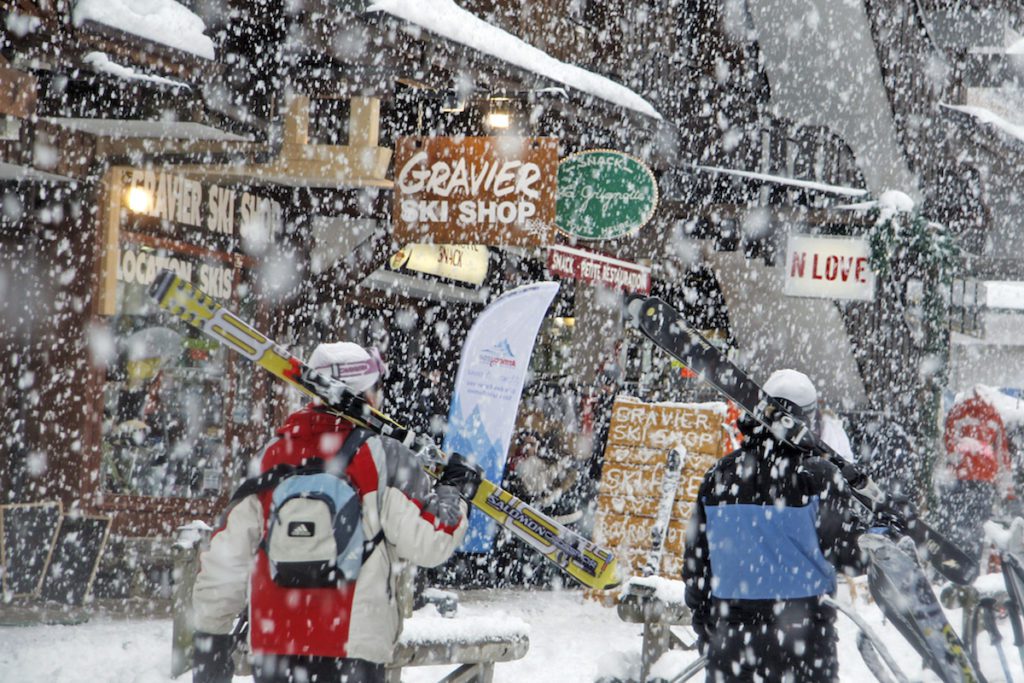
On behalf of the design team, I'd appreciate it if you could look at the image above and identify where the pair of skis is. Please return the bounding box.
[148,270,620,591]
[629,295,978,587]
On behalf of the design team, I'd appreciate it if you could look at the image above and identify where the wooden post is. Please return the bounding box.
[282,95,310,147]
[349,97,381,147]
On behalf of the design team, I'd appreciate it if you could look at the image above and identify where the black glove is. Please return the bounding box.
[440,453,483,501]
[193,632,235,683]
[691,611,714,655]
[872,493,917,536]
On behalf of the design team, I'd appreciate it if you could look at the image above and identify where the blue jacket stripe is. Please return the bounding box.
[704,498,836,600]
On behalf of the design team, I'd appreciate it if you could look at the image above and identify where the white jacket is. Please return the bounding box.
[193,411,467,663]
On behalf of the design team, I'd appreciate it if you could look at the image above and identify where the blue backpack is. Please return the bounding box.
[230,428,382,588]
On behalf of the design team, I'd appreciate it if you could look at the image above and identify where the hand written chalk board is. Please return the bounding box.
[41,514,112,606]
[0,501,63,597]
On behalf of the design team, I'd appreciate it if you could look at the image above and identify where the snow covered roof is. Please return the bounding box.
[366,0,661,120]
[83,52,189,89]
[44,118,250,141]
[940,103,1024,146]
[690,164,869,198]
[72,0,215,60]
[0,162,78,184]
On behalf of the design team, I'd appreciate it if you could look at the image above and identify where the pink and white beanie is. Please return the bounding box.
[308,342,387,394]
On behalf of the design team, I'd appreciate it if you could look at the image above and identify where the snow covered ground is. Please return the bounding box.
[0,583,1020,682]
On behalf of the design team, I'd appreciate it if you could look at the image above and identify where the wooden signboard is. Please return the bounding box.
[593,396,731,579]
[41,514,112,606]
[0,501,63,597]
[393,136,558,247]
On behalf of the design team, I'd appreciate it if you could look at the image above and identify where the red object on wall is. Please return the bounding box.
[943,390,1010,484]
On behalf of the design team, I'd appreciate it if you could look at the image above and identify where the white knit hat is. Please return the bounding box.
[763,369,817,414]
[308,342,387,394]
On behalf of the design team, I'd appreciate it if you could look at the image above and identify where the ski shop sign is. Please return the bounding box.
[117,167,283,248]
[393,136,558,247]
[784,234,876,302]
[594,396,729,577]
[556,149,658,241]
[546,244,651,295]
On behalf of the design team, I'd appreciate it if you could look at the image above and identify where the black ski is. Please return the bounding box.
[861,534,982,683]
[629,295,979,586]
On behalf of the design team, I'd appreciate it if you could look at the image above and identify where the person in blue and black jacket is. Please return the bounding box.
[683,369,870,683]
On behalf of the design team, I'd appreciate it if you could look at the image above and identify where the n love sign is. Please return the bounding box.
[783,234,876,301]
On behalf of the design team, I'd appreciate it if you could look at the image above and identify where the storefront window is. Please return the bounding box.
[100,243,249,498]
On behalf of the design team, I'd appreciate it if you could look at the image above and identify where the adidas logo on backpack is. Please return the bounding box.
[287,521,316,537]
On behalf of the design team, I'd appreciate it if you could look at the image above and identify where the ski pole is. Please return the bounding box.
[980,597,1014,683]
[1001,552,1024,673]
[823,596,909,683]
[670,655,707,683]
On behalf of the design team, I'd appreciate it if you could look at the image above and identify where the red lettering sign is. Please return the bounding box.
[545,245,651,295]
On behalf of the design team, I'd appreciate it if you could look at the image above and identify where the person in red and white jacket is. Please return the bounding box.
[191,342,478,683]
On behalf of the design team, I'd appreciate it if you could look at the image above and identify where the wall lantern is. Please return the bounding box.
[124,185,154,214]
[485,97,512,129]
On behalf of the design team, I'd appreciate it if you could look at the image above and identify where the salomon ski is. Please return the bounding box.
[149,269,621,590]
[629,295,978,586]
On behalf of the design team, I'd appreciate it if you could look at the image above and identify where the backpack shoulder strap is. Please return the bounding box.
[336,427,373,470]
[228,427,374,504]
[227,463,296,505]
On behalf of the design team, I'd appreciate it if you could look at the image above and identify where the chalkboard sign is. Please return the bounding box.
[41,514,112,605]
[0,501,63,597]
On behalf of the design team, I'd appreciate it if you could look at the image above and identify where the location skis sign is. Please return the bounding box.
[443,281,561,552]
[546,244,651,295]
[784,234,876,301]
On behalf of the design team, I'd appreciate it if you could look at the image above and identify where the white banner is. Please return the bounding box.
[784,234,876,301]
[442,281,560,552]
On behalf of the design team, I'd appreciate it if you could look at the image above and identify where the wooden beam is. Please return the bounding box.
[0,64,37,118]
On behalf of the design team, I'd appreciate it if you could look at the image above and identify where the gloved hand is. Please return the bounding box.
[872,493,917,536]
[439,453,483,501]
[426,484,465,528]
[193,632,234,683]
[691,612,714,655]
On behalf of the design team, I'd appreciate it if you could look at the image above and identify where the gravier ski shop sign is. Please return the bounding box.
[393,136,558,247]
[594,396,729,577]
[556,149,658,240]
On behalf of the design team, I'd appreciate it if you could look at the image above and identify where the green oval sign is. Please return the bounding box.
[556,150,658,240]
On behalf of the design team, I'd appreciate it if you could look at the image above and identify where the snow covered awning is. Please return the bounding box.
[72,0,216,61]
[0,162,78,184]
[940,103,1024,146]
[366,0,661,120]
[44,118,250,142]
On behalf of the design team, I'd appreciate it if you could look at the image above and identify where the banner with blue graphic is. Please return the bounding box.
[443,281,560,552]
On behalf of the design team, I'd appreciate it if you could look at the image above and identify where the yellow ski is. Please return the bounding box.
[149,269,620,590]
